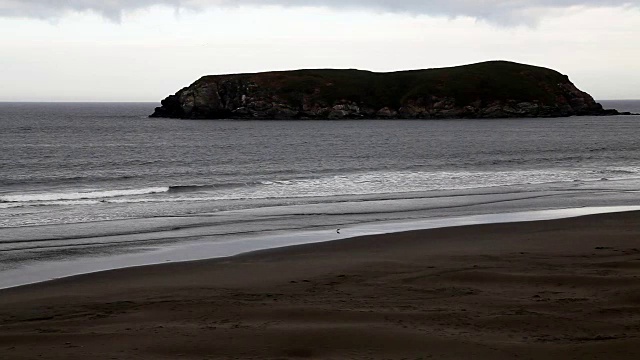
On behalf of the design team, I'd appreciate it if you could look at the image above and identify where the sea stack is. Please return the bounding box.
[150,61,620,120]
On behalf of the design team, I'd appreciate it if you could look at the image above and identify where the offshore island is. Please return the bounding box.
[151,60,626,119]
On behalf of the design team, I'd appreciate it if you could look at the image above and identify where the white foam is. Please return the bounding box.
[189,168,640,201]
[0,187,170,203]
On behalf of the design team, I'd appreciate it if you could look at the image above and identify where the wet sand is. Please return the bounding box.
[1,211,640,359]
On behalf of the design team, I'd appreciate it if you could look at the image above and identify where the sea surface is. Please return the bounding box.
[1,100,639,287]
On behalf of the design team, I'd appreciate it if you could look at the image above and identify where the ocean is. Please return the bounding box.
[1,100,640,287]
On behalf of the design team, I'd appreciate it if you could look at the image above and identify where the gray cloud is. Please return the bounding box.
[0,1,637,23]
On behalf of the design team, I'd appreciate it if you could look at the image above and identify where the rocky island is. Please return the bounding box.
[151,61,623,119]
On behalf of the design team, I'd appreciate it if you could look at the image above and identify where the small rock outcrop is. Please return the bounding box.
[150,61,620,120]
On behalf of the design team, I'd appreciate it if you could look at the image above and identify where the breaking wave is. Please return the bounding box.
[0,187,170,203]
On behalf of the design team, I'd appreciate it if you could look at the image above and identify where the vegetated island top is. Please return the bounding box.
[150,61,629,120]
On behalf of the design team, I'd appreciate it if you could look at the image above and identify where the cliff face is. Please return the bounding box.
[150,61,619,120]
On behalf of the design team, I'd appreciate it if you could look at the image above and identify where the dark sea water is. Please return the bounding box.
[1,100,640,287]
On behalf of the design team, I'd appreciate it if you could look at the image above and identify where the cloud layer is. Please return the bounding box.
[0,0,637,23]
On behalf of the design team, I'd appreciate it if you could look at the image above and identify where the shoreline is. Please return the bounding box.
[2,210,640,359]
[2,205,640,290]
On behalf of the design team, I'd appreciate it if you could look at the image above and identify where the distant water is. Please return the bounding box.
[1,101,640,287]
[600,100,640,113]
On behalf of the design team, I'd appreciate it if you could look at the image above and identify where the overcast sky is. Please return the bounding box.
[1,1,638,101]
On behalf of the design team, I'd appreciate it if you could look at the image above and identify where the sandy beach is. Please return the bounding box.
[1,211,640,359]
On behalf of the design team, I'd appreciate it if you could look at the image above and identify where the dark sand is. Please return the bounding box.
[1,211,640,359]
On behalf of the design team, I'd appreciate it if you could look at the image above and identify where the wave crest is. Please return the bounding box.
[0,187,170,203]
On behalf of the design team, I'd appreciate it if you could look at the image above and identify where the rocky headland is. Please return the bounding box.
[150,61,625,120]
